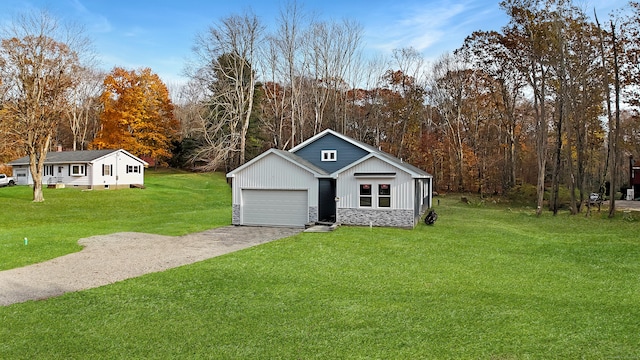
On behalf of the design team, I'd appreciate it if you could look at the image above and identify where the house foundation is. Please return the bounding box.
[337,208,415,228]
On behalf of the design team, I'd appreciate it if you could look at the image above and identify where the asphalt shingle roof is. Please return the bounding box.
[274,149,330,176]
[9,150,118,165]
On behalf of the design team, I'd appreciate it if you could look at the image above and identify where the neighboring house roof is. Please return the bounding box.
[8,149,148,166]
[227,148,329,178]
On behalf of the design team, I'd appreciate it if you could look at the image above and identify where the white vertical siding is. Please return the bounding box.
[113,152,145,186]
[231,153,318,206]
[336,157,414,210]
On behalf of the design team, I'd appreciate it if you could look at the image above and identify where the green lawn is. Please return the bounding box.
[1,175,639,359]
[0,170,231,270]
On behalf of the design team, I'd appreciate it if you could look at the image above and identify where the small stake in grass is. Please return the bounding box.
[24,237,28,246]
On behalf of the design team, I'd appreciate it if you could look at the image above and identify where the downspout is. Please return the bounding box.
[88,163,92,190]
[429,178,433,209]
[115,152,119,188]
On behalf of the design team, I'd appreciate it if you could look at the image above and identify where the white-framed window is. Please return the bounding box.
[359,182,392,208]
[126,165,140,173]
[103,164,112,176]
[359,183,372,207]
[71,164,85,176]
[321,150,337,162]
[378,184,391,207]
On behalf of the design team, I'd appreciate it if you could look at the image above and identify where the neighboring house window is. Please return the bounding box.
[71,164,85,176]
[378,184,391,207]
[359,184,372,207]
[103,164,112,176]
[44,165,54,176]
[127,165,140,173]
[321,150,337,162]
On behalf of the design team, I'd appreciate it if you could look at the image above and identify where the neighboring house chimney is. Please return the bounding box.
[57,144,63,152]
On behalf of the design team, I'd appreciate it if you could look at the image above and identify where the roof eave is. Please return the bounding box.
[226,149,328,178]
[331,153,432,178]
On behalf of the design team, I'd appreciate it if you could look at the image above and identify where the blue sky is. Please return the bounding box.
[0,0,629,87]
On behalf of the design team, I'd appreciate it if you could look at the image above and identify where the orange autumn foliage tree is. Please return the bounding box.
[92,67,179,164]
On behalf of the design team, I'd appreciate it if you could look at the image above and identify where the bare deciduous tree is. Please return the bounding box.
[66,67,103,151]
[190,11,264,170]
[0,10,91,202]
[274,1,309,148]
[501,0,554,216]
[429,52,469,191]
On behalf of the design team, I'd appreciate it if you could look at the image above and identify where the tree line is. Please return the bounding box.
[178,0,640,216]
[1,1,639,214]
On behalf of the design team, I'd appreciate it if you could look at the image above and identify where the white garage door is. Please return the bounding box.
[242,189,308,227]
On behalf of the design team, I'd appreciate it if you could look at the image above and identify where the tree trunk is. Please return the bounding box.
[595,11,614,216]
[550,100,563,215]
[28,134,51,202]
[534,79,548,216]
[609,20,621,218]
[239,82,255,166]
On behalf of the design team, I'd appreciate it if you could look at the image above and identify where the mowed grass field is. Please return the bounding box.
[0,170,231,270]
[1,171,639,359]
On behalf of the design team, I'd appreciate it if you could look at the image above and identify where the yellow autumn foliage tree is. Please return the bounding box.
[92,67,179,164]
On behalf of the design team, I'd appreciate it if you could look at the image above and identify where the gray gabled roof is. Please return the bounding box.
[227,148,330,178]
[291,129,432,179]
[274,149,330,176]
[344,133,431,178]
[8,149,146,166]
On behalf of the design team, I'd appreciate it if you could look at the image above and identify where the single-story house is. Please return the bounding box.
[226,129,433,228]
[9,149,148,190]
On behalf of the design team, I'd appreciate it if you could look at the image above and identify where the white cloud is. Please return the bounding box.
[365,1,476,55]
[367,0,505,57]
[70,0,112,33]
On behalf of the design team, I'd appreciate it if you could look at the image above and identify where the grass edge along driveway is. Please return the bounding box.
[0,170,231,271]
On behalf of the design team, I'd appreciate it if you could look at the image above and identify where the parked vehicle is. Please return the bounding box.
[0,174,16,187]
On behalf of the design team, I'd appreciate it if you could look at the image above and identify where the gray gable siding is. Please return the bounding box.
[292,133,369,173]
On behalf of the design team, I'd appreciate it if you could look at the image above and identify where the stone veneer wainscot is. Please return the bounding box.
[337,208,415,229]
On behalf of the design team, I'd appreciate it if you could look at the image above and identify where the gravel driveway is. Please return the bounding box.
[0,226,302,306]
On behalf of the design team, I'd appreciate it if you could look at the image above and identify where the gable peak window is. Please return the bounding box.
[321,150,337,162]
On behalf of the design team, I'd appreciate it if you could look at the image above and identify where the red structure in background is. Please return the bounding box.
[631,156,640,200]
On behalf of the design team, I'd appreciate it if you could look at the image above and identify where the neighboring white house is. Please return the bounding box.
[8,149,148,190]
[226,129,433,229]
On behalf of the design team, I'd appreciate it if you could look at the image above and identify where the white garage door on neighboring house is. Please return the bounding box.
[242,189,308,227]
[14,169,29,185]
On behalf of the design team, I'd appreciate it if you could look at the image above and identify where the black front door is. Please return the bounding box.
[318,178,336,223]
